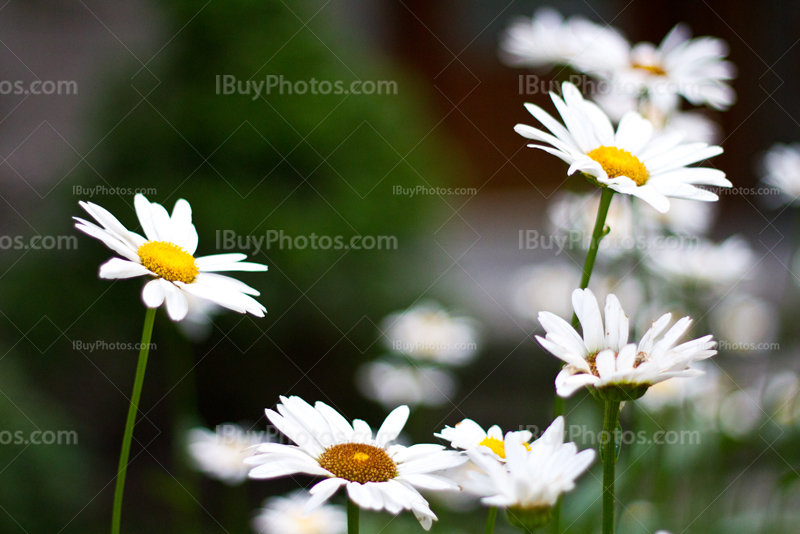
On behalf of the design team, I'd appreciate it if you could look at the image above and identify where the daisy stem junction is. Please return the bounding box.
[485,506,498,534]
[111,306,156,534]
[602,399,621,534]
[348,497,360,534]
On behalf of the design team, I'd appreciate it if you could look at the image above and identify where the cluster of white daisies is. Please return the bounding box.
[502,7,735,145]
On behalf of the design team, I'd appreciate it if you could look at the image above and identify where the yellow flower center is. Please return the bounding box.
[317,443,397,484]
[137,241,199,283]
[478,436,532,459]
[587,146,650,186]
[632,63,666,76]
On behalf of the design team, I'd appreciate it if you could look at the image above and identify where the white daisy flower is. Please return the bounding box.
[357,361,456,410]
[252,490,347,534]
[382,302,480,366]
[648,236,754,293]
[464,417,595,530]
[246,397,467,531]
[74,194,267,321]
[186,424,263,485]
[499,8,579,69]
[515,82,730,213]
[435,420,532,462]
[760,143,800,206]
[572,22,736,112]
[537,288,717,399]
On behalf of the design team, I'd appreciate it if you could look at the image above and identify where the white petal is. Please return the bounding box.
[376,406,409,447]
[164,282,189,321]
[304,478,347,515]
[141,279,166,308]
[99,258,150,279]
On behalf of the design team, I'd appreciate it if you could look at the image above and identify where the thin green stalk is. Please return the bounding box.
[602,400,621,534]
[348,498,360,534]
[111,306,157,534]
[485,506,498,534]
[571,187,616,329]
[551,188,615,534]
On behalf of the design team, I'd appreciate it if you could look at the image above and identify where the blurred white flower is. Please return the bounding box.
[571,21,736,112]
[435,419,532,461]
[499,8,580,69]
[357,361,456,410]
[762,372,800,426]
[718,388,763,439]
[186,424,262,485]
[648,236,755,293]
[547,191,634,257]
[512,264,581,321]
[637,197,717,236]
[512,264,644,325]
[175,292,224,341]
[252,490,347,534]
[760,143,800,206]
[711,294,778,354]
[638,361,720,412]
[382,302,480,366]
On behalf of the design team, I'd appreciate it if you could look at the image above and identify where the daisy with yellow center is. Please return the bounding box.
[74,193,267,321]
[514,82,731,213]
[246,397,467,531]
[435,419,532,461]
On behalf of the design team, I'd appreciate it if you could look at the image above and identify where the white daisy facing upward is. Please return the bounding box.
[252,490,347,534]
[537,289,717,400]
[247,397,467,530]
[435,420,532,462]
[515,82,730,213]
[463,417,595,530]
[74,194,267,321]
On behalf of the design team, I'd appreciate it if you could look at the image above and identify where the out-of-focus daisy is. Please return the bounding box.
[186,424,262,485]
[176,293,225,342]
[638,196,717,236]
[435,420,532,461]
[74,194,267,321]
[515,82,730,213]
[718,388,762,439]
[760,143,800,206]
[464,417,595,530]
[499,8,578,69]
[357,361,456,410]
[537,289,717,399]
[252,490,347,534]
[547,191,634,257]
[247,397,466,530]
[382,302,480,366]
[763,373,800,426]
[711,294,778,354]
[638,361,719,412]
[648,236,754,293]
[573,22,736,112]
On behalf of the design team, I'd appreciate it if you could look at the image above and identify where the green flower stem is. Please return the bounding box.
[348,498,360,534]
[571,187,616,329]
[111,306,157,534]
[552,187,614,534]
[485,506,498,534]
[602,400,621,534]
